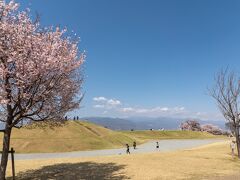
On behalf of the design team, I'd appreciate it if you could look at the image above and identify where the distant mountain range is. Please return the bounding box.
[0,116,226,131]
[82,116,226,130]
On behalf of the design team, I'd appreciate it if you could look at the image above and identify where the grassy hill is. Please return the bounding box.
[1,121,136,153]
[0,120,223,153]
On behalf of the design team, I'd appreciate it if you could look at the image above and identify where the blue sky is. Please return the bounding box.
[18,0,240,120]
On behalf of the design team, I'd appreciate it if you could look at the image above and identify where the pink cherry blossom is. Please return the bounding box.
[0,1,85,178]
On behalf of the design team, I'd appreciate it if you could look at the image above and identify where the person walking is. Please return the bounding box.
[230,140,236,158]
[133,141,137,149]
[126,144,130,154]
[156,141,159,150]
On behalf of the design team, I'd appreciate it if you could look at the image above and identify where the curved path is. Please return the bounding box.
[11,139,225,160]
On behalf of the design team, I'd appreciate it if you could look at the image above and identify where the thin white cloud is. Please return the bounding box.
[122,107,134,112]
[103,110,108,114]
[93,104,105,108]
[92,96,221,120]
[191,111,223,121]
[160,107,169,112]
[120,106,185,115]
[93,96,121,109]
[174,107,185,111]
[107,99,121,106]
[93,97,107,102]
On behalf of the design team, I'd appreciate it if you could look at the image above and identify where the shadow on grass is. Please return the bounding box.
[9,161,129,180]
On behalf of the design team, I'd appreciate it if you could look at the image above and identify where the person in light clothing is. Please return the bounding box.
[230,140,236,158]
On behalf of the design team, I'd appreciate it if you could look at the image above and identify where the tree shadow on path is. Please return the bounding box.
[10,161,129,180]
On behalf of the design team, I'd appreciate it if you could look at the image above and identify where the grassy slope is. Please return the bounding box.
[0,120,223,153]
[0,121,135,153]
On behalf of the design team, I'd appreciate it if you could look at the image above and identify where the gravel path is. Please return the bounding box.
[11,139,225,160]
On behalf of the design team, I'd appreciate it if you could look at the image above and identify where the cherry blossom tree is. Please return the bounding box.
[0,1,85,178]
[180,120,201,131]
[201,124,223,135]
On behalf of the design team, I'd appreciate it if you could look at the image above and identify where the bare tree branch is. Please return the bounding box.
[209,69,240,158]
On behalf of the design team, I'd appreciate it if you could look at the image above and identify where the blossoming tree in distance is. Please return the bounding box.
[0,1,85,178]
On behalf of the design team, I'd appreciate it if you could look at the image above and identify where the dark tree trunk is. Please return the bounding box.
[237,138,240,158]
[235,127,240,158]
[0,125,12,180]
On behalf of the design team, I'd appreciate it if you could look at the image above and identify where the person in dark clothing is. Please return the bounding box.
[133,141,137,149]
[156,141,159,150]
[126,144,130,154]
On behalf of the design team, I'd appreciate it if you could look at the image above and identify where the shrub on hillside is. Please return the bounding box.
[180,120,226,135]
[201,124,223,135]
[180,120,201,131]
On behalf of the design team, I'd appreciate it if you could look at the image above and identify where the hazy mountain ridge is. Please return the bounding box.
[82,117,137,130]
[82,117,226,130]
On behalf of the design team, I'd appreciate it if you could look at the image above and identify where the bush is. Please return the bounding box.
[180,120,201,131]
[201,124,223,135]
[181,120,226,135]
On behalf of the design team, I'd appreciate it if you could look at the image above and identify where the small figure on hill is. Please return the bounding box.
[77,116,79,120]
[230,140,236,158]
[156,141,159,150]
[133,141,137,149]
[126,144,130,154]
[73,116,76,120]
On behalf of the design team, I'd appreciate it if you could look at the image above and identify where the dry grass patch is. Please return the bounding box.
[6,141,240,180]
[0,121,138,153]
[0,120,222,153]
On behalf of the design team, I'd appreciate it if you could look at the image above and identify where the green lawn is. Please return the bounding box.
[121,129,222,141]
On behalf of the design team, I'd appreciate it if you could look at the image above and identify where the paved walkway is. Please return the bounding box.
[12,139,225,160]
